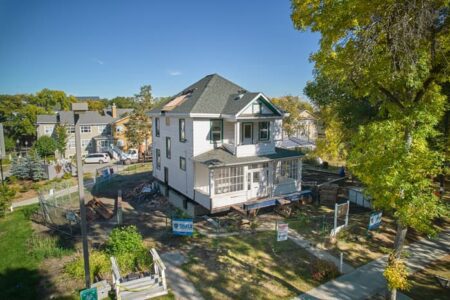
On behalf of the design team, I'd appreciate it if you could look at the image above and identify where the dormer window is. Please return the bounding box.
[252,101,261,114]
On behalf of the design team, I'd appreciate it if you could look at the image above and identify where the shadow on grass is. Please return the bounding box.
[0,267,60,300]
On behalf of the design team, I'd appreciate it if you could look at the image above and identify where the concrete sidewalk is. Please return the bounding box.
[296,229,450,300]
[161,252,204,300]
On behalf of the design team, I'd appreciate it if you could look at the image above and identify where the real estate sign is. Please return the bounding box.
[368,212,382,230]
[277,222,289,241]
[172,218,194,236]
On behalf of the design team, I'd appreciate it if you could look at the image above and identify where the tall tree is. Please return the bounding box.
[32,89,76,111]
[292,1,449,298]
[54,124,68,157]
[33,136,58,161]
[125,85,153,150]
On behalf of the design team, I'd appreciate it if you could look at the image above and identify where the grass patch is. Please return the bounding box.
[183,231,337,300]
[0,207,41,299]
[28,233,74,260]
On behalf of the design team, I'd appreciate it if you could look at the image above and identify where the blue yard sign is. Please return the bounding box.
[172,218,194,236]
[368,212,382,230]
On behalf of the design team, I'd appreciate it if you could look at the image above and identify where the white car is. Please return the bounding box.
[83,153,110,164]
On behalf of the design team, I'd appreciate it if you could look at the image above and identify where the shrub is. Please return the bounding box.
[106,225,144,255]
[6,175,17,184]
[309,258,339,282]
[62,172,72,180]
[0,184,15,217]
[33,136,57,159]
[28,233,73,260]
[105,225,152,273]
[65,250,110,281]
[22,205,39,219]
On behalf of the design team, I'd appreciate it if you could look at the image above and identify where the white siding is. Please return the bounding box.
[153,116,194,199]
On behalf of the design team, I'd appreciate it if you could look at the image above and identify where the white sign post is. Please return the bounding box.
[331,201,350,236]
[276,222,289,241]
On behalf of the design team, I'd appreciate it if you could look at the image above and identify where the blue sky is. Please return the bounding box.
[0,0,319,99]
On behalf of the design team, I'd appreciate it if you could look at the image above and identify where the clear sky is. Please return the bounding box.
[0,0,320,99]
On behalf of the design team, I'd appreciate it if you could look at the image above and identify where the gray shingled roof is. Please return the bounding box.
[103,107,133,119]
[37,111,114,125]
[149,74,280,116]
[193,147,303,168]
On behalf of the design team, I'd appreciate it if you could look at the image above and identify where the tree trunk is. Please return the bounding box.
[389,128,413,300]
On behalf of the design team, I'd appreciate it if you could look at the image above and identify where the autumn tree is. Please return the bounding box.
[271,95,315,136]
[292,1,449,298]
[125,85,153,150]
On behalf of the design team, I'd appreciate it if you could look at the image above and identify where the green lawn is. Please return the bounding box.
[0,208,41,300]
[183,231,338,300]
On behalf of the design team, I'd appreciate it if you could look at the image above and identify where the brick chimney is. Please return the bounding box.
[111,103,117,118]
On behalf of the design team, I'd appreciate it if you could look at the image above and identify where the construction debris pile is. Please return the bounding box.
[86,198,114,221]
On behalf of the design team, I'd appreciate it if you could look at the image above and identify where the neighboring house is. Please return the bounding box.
[149,74,303,214]
[36,103,132,157]
[279,109,319,150]
[103,105,139,152]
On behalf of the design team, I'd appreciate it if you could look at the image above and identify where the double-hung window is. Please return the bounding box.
[155,118,160,137]
[44,126,53,135]
[210,119,222,143]
[166,137,171,159]
[259,121,270,141]
[156,149,161,170]
[67,126,75,134]
[180,157,186,171]
[179,119,186,142]
[81,125,91,133]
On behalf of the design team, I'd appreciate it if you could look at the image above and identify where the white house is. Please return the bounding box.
[149,74,303,214]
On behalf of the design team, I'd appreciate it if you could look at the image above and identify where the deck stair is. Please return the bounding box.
[111,248,168,300]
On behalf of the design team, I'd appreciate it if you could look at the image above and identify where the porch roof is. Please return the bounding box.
[193,147,303,168]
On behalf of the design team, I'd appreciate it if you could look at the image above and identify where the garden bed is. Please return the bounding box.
[182,231,339,300]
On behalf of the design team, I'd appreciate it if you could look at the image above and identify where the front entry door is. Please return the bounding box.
[247,169,268,199]
[242,123,253,145]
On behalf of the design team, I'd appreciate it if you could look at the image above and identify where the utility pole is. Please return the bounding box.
[0,124,5,186]
[72,103,90,288]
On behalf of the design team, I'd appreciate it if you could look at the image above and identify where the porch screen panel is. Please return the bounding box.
[214,166,244,194]
[275,159,299,184]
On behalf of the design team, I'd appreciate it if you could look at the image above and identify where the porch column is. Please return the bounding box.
[209,168,214,197]
[235,121,240,147]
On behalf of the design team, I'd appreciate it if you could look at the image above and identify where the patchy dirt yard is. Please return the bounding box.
[404,255,450,300]
[182,231,339,300]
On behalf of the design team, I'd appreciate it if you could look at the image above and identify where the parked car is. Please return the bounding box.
[83,153,110,164]
[120,149,139,165]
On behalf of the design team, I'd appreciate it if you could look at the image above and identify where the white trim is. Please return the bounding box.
[235,93,284,117]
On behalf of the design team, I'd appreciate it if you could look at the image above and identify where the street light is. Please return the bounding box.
[72,103,91,288]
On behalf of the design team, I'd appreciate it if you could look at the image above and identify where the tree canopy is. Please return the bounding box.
[271,95,315,136]
[292,0,449,297]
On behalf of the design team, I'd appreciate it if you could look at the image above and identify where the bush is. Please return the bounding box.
[0,184,16,217]
[62,172,72,180]
[28,233,73,260]
[65,250,110,281]
[22,205,39,219]
[310,258,339,282]
[105,225,152,273]
[6,175,17,184]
